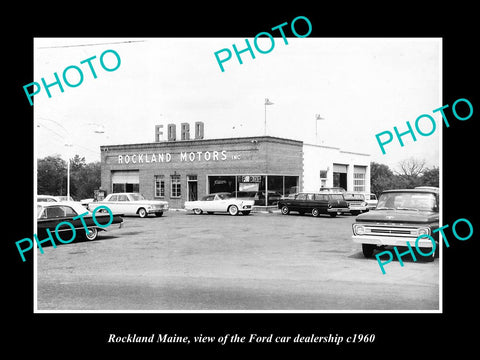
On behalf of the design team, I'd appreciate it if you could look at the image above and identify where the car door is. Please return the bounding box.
[213,194,230,212]
[314,194,329,213]
[117,194,134,215]
[201,195,216,211]
[104,194,120,213]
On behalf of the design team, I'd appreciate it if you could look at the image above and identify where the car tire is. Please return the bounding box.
[228,205,239,216]
[281,206,290,215]
[84,227,98,241]
[154,211,163,217]
[242,211,251,215]
[362,244,376,258]
[193,208,203,215]
[138,208,147,218]
[312,208,320,217]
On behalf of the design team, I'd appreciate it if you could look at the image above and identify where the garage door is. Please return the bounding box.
[111,170,139,193]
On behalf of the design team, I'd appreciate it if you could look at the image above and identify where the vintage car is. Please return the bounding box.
[343,192,369,215]
[364,193,378,210]
[277,192,349,217]
[37,195,75,202]
[230,190,283,206]
[37,201,124,242]
[352,188,439,258]
[318,187,346,193]
[88,192,169,218]
[185,192,255,215]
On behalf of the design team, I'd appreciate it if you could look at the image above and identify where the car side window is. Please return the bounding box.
[63,206,78,217]
[109,195,118,201]
[118,195,128,202]
[296,193,307,200]
[307,193,315,200]
[45,206,65,218]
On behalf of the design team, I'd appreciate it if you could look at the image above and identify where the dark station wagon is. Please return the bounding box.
[277,192,349,217]
[352,187,439,258]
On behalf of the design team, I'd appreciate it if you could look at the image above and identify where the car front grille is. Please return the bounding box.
[364,226,418,237]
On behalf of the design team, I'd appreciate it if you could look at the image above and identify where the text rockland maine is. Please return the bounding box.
[108,333,375,345]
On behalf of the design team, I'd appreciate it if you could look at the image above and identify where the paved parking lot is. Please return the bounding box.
[36,210,439,311]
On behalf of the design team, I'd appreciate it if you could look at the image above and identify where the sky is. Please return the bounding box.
[34,37,441,172]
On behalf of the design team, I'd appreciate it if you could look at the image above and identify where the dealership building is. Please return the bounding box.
[99,122,370,208]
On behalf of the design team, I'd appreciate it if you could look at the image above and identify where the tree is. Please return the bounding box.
[370,159,439,196]
[420,166,439,187]
[370,162,395,196]
[37,155,67,196]
[37,154,101,200]
[72,161,101,199]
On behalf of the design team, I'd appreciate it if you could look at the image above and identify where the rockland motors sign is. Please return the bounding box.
[117,150,242,164]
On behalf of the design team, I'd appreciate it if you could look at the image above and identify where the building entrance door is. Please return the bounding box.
[187,175,198,201]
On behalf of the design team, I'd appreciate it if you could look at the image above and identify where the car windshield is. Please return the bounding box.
[377,192,437,211]
[37,205,44,218]
[129,193,145,201]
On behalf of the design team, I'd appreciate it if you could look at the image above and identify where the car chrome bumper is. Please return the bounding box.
[328,207,349,213]
[349,205,368,211]
[351,235,435,247]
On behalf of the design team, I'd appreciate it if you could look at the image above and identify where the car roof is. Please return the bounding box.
[37,201,91,214]
[382,188,439,194]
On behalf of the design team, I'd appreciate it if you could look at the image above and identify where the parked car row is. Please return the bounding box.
[37,187,439,262]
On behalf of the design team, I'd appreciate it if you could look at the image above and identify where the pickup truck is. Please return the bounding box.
[352,187,439,258]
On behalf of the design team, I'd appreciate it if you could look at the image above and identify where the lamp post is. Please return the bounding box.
[37,118,106,199]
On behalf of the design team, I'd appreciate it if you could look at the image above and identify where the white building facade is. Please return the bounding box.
[302,143,371,194]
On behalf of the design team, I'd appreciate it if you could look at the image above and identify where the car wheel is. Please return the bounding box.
[312,208,320,217]
[242,211,251,215]
[281,205,290,215]
[84,227,98,241]
[228,205,239,216]
[193,208,203,215]
[138,208,147,218]
[154,211,163,217]
[329,212,337,218]
[362,244,376,258]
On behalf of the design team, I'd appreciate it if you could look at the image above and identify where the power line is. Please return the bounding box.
[37,40,146,49]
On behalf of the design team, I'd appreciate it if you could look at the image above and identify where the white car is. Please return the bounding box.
[364,193,378,210]
[37,195,75,202]
[88,192,169,218]
[185,192,254,216]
